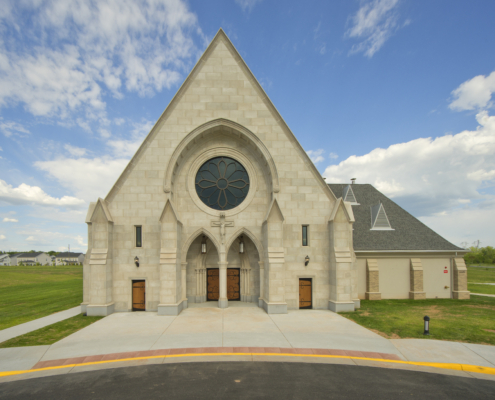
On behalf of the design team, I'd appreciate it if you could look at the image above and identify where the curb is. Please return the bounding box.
[1,348,494,379]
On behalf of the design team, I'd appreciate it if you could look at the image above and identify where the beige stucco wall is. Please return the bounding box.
[378,258,410,299]
[357,256,455,300]
[423,258,451,298]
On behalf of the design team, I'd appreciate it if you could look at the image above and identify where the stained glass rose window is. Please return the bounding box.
[195,157,250,210]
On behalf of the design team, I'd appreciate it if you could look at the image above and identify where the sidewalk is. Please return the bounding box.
[0,305,494,382]
[0,306,81,344]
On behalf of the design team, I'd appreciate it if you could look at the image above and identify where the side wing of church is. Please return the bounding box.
[82,29,469,317]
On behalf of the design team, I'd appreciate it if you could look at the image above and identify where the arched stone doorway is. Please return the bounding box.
[185,233,260,306]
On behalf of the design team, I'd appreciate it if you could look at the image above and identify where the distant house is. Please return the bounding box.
[17,252,51,266]
[55,252,85,265]
[0,254,11,266]
[9,253,21,266]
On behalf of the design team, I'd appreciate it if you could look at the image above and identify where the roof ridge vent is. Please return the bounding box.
[370,201,394,230]
[343,185,359,205]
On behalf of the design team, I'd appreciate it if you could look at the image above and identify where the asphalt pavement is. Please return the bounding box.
[1,362,494,400]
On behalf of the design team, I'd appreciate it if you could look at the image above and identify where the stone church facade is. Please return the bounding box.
[82,30,469,317]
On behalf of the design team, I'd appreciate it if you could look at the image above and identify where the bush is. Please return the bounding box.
[464,246,495,264]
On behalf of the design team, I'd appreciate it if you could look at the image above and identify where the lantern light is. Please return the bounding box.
[423,315,430,335]
[304,255,310,266]
[201,235,207,254]
[239,236,244,254]
[134,256,139,267]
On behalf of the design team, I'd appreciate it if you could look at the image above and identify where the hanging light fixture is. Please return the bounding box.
[239,236,244,254]
[134,256,140,267]
[201,235,207,254]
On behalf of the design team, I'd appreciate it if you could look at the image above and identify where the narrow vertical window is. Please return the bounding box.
[302,225,309,246]
[136,226,142,248]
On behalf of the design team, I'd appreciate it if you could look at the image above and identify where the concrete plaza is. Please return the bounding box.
[1,304,495,383]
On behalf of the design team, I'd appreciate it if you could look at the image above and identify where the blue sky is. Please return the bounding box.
[1,0,494,252]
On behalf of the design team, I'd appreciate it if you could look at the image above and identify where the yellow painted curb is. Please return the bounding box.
[1,352,494,379]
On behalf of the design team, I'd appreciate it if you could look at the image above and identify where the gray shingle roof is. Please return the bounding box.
[328,184,462,251]
[17,252,44,258]
[56,252,82,258]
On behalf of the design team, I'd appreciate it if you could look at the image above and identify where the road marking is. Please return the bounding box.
[1,352,494,378]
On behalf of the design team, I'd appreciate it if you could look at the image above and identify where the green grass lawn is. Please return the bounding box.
[0,314,103,348]
[0,265,83,330]
[467,265,495,283]
[340,296,495,345]
[467,264,495,294]
[469,284,495,295]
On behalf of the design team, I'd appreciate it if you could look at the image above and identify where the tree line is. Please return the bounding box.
[464,246,495,265]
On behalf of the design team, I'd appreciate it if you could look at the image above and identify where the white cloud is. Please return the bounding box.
[99,128,111,139]
[3,217,18,222]
[420,207,495,248]
[0,118,30,137]
[345,0,405,58]
[307,149,325,164]
[323,111,495,219]
[0,179,85,208]
[63,144,87,157]
[18,229,87,248]
[235,0,263,12]
[449,70,495,111]
[0,235,6,240]
[107,119,153,157]
[0,0,203,119]
[114,118,126,126]
[329,152,338,159]
[35,157,130,202]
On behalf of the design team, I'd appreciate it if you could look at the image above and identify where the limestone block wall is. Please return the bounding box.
[356,258,367,299]
[110,222,161,311]
[453,258,470,299]
[328,203,358,312]
[98,34,336,313]
[283,220,331,310]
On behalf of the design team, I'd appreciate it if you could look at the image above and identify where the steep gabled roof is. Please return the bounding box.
[328,184,462,251]
[104,28,336,204]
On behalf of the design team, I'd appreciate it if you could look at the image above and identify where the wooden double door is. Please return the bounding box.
[207,268,240,301]
[132,280,145,311]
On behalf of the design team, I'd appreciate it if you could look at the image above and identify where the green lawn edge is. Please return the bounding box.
[0,265,83,330]
[0,314,103,349]
[339,297,495,345]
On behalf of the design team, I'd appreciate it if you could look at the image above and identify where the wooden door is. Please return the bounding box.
[227,268,240,301]
[207,268,219,301]
[299,278,312,309]
[132,280,145,311]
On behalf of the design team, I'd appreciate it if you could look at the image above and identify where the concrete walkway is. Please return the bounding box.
[0,306,81,344]
[0,304,494,382]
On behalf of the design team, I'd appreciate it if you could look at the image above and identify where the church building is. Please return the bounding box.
[82,30,469,317]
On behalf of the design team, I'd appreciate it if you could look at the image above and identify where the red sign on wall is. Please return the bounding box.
[444,270,448,273]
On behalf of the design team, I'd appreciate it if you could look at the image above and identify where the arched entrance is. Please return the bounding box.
[185,233,261,306]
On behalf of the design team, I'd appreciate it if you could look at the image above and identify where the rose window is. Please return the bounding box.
[195,157,250,210]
